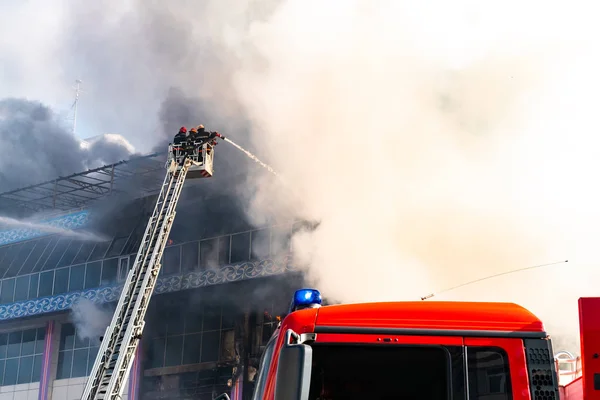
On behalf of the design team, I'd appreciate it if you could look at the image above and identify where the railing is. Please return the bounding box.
[0,223,295,305]
[555,351,582,386]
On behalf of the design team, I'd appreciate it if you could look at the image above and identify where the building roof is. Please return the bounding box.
[0,152,164,218]
[312,301,545,335]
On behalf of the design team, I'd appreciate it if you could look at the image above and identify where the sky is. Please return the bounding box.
[2,0,600,356]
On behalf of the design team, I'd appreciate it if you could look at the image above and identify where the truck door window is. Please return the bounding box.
[308,345,451,400]
[467,347,512,400]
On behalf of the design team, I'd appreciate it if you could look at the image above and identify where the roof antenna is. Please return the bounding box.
[420,259,569,301]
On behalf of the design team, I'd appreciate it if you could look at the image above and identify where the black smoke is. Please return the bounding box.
[0,98,135,192]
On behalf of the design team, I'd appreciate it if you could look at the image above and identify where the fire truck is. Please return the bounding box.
[213,289,599,400]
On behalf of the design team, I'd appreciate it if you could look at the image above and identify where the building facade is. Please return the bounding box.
[0,158,304,400]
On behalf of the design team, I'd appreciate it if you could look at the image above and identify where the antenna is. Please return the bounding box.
[72,79,83,135]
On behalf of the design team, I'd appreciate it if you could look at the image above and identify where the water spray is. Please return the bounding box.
[217,134,278,176]
[420,259,569,301]
[0,215,107,242]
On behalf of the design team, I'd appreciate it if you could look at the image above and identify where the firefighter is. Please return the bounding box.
[186,126,199,160]
[173,127,188,164]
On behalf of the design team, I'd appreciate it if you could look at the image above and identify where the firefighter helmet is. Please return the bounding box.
[179,126,187,133]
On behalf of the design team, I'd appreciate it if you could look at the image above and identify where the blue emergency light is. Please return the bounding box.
[289,288,322,313]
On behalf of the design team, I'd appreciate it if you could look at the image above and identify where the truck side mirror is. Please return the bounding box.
[274,332,313,400]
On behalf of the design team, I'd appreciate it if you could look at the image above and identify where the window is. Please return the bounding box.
[0,279,15,304]
[230,232,250,263]
[0,327,45,386]
[162,246,181,276]
[467,347,512,399]
[6,241,36,278]
[250,228,271,260]
[106,237,129,258]
[307,345,450,400]
[53,268,69,295]
[181,242,199,272]
[56,323,99,379]
[145,304,238,369]
[88,241,111,262]
[20,238,51,274]
[57,241,83,268]
[251,338,276,400]
[41,238,70,271]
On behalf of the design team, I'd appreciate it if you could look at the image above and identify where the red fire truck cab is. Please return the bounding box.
[248,289,600,400]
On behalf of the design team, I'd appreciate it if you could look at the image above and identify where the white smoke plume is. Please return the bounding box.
[4,0,600,356]
[71,298,114,345]
[227,0,600,355]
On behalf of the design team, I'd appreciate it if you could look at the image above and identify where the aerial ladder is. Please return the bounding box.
[80,132,223,400]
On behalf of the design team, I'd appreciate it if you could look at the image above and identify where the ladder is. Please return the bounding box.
[81,158,193,400]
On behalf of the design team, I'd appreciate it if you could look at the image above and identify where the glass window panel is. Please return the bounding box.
[100,259,118,286]
[164,336,183,367]
[17,355,33,384]
[185,312,203,334]
[7,331,21,358]
[199,238,217,269]
[32,237,57,273]
[162,246,181,276]
[88,241,111,262]
[71,348,88,378]
[28,273,39,300]
[166,314,185,336]
[73,242,94,264]
[0,245,21,278]
[271,225,291,255]
[56,350,72,380]
[0,278,15,304]
[181,242,199,272]
[13,275,29,302]
[203,307,221,331]
[38,271,54,297]
[35,328,45,354]
[0,247,8,266]
[106,237,128,258]
[60,324,75,351]
[21,329,36,356]
[87,347,99,375]
[150,338,165,369]
[7,241,36,278]
[250,228,271,260]
[42,238,70,271]
[57,241,83,268]
[3,358,18,385]
[200,331,220,362]
[0,359,4,386]
[182,334,201,365]
[69,265,85,292]
[32,354,42,383]
[20,238,51,274]
[53,268,69,295]
[0,334,8,359]
[230,232,251,263]
[74,333,89,350]
[218,237,230,265]
[84,262,101,289]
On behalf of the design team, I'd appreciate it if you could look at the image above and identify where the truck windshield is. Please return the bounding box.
[308,345,450,400]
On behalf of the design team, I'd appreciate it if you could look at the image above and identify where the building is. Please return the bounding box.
[0,153,304,400]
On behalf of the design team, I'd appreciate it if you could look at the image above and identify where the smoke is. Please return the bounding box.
[4,0,600,357]
[0,98,135,191]
[70,298,114,345]
[0,215,108,242]
[227,0,600,355]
